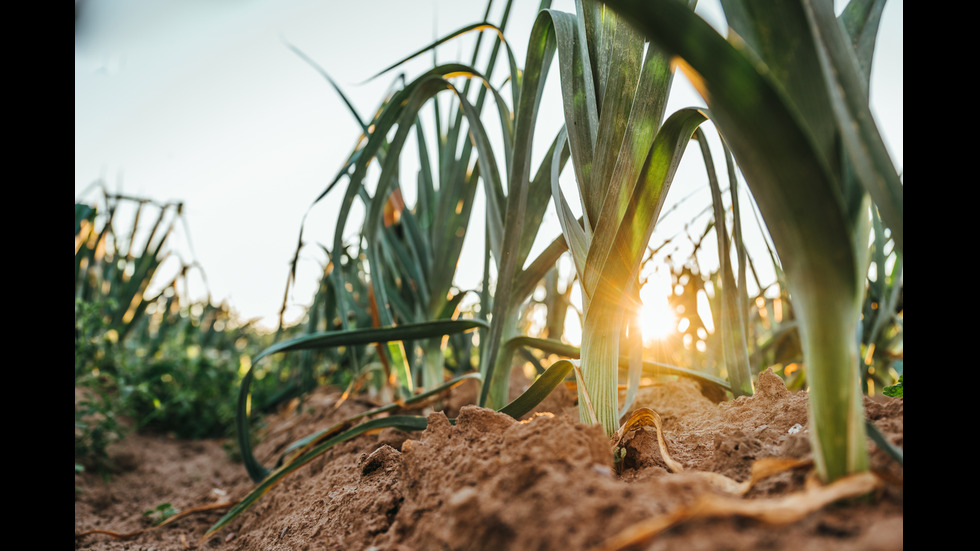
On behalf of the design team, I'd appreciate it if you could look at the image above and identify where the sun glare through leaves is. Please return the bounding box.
[639,276,677,343]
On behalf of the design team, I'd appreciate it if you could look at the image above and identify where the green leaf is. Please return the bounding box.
[275,372,481,466]
[806,0,903,252]
[882,375,902,398]
[143,502,179,525]
[550,126,590,278]
[582,107,707,300]
[284,40,369,132]
[498,359,575,419]
[865,418,902,466]
[480,9,570,408]
[209,416,430,539]
[75,203,95,235]
[840,0,887,88]
[500,336,731,393]
[700,128,752,397]
[237,319,487,482]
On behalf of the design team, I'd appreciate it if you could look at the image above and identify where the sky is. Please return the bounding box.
[75,0,903,332]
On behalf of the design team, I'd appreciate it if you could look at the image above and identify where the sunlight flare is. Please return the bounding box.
[638,277,677,343]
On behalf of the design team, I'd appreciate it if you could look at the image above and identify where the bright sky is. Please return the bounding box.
[75,0,903,331]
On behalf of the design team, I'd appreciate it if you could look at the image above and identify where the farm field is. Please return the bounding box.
[76,1,903,549]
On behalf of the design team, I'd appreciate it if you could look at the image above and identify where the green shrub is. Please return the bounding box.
[75,192,288,475]
[125,314,261,439]
[882,375,903,398]
[75,298,128,475]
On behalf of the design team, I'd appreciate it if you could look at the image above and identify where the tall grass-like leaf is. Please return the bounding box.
[273,372,481,466]
[236,319,487,482]
[472,14,561,407]
[602,0,902,482]
[209,415,431,539]
[698,129,752,396]
[498,358,575,418]
[501,336,731,392]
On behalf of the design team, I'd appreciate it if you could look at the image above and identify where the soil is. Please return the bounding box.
[74,369,903,550]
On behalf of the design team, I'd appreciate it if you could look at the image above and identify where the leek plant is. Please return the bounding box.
[233,0,584,481]
[274,20,512,397]
[278,1,604,412]
[75,186,186,345]
[290,2,536,397]
[602,0,903,482]
[491,0,754,436]
[860,206,902,394]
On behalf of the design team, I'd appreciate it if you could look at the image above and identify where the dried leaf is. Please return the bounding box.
[594,471,880,551]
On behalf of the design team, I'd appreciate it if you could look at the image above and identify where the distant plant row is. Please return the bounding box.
[74,190,302,475]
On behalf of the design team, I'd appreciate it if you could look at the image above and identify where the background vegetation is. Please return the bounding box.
[75,187,296,474]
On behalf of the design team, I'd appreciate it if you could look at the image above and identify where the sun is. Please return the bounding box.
[637,279,677,342]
